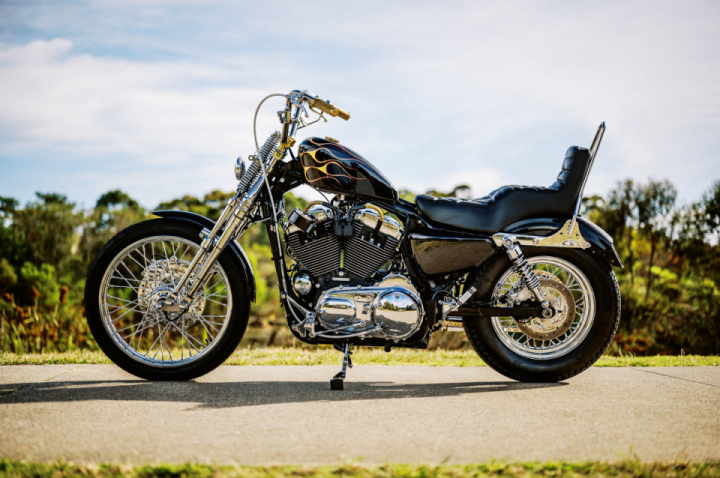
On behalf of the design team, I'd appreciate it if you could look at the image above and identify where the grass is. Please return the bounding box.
[1,348,718,366]
[1,460,720,478]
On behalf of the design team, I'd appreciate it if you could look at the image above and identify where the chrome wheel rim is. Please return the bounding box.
[100,236,232,368]
[490,256,595,360]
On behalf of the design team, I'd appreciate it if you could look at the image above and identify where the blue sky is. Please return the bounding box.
[1,1,719,209]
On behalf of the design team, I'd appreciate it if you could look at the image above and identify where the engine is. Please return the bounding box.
[284,202,423,340]
[285,203,402,285]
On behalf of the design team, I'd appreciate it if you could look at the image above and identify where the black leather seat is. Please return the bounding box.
[415,146,591,234]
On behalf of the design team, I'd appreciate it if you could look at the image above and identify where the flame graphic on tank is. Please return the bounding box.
[301,138,371,187]
[298,137,398,202]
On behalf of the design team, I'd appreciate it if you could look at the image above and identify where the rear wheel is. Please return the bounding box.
[85,219,250,381]
[463,248,620,382]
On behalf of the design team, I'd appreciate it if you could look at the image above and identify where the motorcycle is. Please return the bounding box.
[85,90,623,389]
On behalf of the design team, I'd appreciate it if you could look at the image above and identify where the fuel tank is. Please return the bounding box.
[298,137,398,202]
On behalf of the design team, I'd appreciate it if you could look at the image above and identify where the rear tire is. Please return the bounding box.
[85,218,250,381]
[463,247,620,382]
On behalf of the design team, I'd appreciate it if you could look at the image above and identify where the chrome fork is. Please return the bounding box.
[159,133,281,312]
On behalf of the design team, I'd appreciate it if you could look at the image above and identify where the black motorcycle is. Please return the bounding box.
[85,90,622,389]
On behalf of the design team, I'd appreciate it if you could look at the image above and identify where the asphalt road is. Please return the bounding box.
[1,364,718,464]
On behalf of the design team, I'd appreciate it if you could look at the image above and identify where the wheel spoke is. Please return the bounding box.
[205,286,228,298]
[147,322,168,358]
[119,260,140,281]
[107,294,140,305]
[110,271,141,292]
[203,296,229,307]
[111,302,146,324]
[170,322,205,351]
[121,317,155,342]
[189,310,223,334]
[125,251,147,272]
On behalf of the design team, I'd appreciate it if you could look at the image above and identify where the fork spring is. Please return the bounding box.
[237,131,281,193]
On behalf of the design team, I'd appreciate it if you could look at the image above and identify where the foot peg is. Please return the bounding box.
[330,343,352,390]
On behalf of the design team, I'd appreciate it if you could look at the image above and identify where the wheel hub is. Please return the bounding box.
[138,259,206,320]
[516,277,576,340]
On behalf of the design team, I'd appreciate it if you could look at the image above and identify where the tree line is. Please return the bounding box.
[1,179,719,354]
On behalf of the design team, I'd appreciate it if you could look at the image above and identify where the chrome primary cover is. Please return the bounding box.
[315,274,422,340]
[374,291,419,337]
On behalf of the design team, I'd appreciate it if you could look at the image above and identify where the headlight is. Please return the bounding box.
[235,157,246,180]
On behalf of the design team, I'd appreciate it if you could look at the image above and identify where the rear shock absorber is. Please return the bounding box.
[501,235,546,304]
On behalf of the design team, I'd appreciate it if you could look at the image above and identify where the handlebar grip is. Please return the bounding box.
[310,97,351,121]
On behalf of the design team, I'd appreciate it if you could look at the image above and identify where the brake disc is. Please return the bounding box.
[516,275,576,340]
[139,259,206,321]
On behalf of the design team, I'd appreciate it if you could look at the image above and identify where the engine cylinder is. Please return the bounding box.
[284,204,402,284]
[343,208,400,280]
[344,222,398,279]
[286,220,341,277]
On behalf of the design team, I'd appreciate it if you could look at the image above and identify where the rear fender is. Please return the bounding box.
[502,216,623,268]
[152,210,257,302]
[576,216,623,268]
[463,216,622,294]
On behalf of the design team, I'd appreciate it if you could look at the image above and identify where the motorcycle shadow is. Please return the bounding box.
[0,378,566,409]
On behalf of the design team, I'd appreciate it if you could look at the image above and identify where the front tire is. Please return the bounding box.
[85,218,250,381]
[463,248,620,382]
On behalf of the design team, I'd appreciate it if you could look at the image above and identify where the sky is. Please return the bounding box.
[1,1,719,210]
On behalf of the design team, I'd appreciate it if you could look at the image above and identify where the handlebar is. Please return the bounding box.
[309,97,351,121]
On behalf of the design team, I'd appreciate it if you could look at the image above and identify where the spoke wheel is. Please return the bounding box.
[463,247,620,382]
[100,236,232,368]
[490,256,595,360]
[85,218,250,381]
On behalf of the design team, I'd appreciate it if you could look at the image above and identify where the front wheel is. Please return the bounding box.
[463,247,620,382]
[85,218,250,381]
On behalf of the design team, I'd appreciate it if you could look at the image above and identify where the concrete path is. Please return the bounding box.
[0,364,718,464]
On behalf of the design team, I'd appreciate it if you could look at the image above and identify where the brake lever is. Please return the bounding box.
[297,108,327,130]
[287,91,311,118]
[293,99,309,118]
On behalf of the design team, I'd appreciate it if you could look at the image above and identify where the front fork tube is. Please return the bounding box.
[170,193,257,306]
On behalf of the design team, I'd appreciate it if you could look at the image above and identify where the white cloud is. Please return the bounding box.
[0,38,286,206]
[1,1,719,208]
[0,39,256,154]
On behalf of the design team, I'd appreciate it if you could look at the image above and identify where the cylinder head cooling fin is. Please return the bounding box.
[286,214,341,278]
[343,208,401,280]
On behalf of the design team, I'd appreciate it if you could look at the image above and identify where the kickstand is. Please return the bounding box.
[330,343,353,390]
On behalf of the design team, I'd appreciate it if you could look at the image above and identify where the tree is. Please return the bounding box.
[6,193,80,279]
[156,190,232,222]
[0,259,17,293]
[673,181,720,285]
[702,180,720,241]
[77,190,146,275]
[425,184,472,199]
[600,180,636,285]
[635,180,677,302]
[0,197,24,266]
[581,195,605,216]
